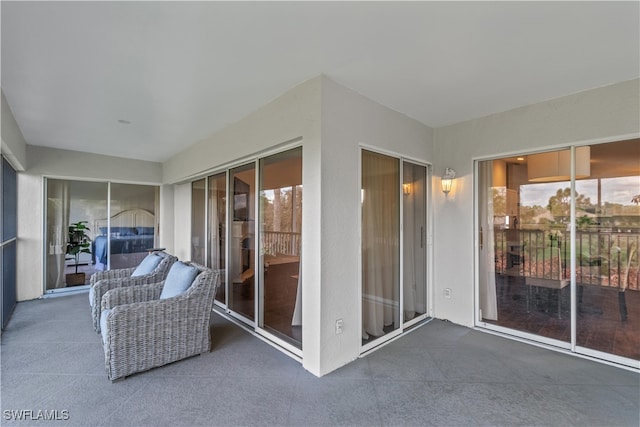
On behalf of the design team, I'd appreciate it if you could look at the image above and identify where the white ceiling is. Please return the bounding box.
[2,1,639,163]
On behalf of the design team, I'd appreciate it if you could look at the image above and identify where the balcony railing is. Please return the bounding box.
[261,231,301,256]
[494,229,639,291]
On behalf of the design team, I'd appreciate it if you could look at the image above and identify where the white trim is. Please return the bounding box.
[174,137,303,185]
[214,307,303,363]
[255,327,303,358]
[478,324,639,372]
[43,285,90,297]
[359,142,432,168]
[569,147,577,352]
[41,174,161,187]
[471,132,640,163]
[360,318,434,356]
[576,346,640,371]
[473,159,481,324]
[478,321,572,350]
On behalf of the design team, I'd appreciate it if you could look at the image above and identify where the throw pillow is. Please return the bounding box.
[131,254,162,277]
[160,262,199,299]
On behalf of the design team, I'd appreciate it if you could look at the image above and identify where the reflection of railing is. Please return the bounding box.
[261,231,301,256]
[495,229,639,291]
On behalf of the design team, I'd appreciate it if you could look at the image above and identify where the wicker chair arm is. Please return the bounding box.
[93,276,147,309]
[102,282,164,311]
[90,267,136,285]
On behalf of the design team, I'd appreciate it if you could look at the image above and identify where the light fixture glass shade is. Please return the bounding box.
[441,167,456,194]
[527,146,590,182]
[441,178,452,194]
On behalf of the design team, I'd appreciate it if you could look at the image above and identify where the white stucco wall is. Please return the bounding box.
[318,78,433,375]
[158,184,175,254]
[432,78,640,327]
[1,89,28,170]
[16,146,162,301]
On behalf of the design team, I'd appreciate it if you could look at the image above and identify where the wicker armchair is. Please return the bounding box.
[100,264,220,381]
[89,251,177,332]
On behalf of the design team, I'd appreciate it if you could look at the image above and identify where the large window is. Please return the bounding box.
[477,139,639,365]
[44,179,158,291]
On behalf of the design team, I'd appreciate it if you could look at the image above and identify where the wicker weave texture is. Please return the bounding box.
[102,265,220,381]
[90,251,177,332]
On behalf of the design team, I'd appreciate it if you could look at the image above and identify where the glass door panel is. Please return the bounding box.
[479,152,570,343]
[259,147,303,348]
[208,173,227,304]
[45,179,107,289]
[403,162,427,323]
[228,163,256,321]
[191,179,206,265]
[109,183,158,270]
[574,139,639,360]
[362,150,400,344]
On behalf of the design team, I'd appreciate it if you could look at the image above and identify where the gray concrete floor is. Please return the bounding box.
[1,293,639,427]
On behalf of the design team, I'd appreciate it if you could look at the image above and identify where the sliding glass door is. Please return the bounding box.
[44,179,158,291]
[477,138,639,366]
[191,179,206,265]
[362,150,400,344]
[403,161,428,325]
[574,140,639,361]
[208,173,227,304]
[259,147,303,348]
[191,145,303,352]
[362,149,430,349]
[45,180,107,289]
[228,162,256,322]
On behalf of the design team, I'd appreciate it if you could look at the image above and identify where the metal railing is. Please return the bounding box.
[261,231,301,256]
[495,229,639,291]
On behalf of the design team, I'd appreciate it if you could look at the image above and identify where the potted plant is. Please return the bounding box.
[66,220,92,286]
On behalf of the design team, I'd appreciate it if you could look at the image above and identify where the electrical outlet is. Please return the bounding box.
[444,288,452,299]
[335,319,344,334]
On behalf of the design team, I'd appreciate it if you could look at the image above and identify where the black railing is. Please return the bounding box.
[495,229,639,291]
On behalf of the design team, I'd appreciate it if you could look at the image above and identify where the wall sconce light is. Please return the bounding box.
[403,183,412,196]
[441,167,456,195]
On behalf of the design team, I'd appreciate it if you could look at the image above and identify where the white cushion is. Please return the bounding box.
[100,309,111,344]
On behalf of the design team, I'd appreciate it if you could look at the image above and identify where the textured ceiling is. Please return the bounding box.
[2,1,638,162]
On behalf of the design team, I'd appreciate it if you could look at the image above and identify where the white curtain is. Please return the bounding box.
[403,174,417,320]
[46,180,70,289]
[209,197,221,270]
[403,164,427,320]
[291,249,302,326]
[362,151,399,339]
[478,161,498,320]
